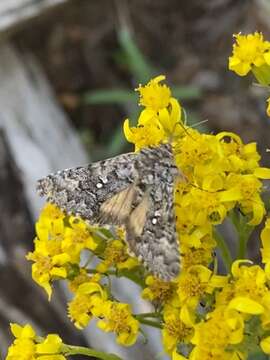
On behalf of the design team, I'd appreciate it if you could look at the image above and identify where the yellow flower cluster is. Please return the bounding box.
[229,32,270,77]
[6,323,65,360]
[124,76,270,358]
[26,203,140,346]
[229,32,270,116]
[26,204,98,299]
[21,75,270,360]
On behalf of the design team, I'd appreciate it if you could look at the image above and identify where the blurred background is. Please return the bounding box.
[1,0,270,359]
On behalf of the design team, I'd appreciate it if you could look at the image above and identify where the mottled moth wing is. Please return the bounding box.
[37,152,138,223]
[37,144,181,281]
[126,183,179,281]
[126,145,180,281]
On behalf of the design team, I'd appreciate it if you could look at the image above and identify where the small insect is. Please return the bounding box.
[37,143,183,281]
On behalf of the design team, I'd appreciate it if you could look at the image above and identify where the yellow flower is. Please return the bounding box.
[177,265,226,308]
[136,75,171,111]
[215,260,270,328]
[97,302,139,346]
[26,238,70,300]
[141,275,176,304]
[68,268,100,293]
[68,281,107,329]
[180,234,216,270]
[96,239,138,273]
[62,216,97,259]
[124,115,166,151]
[261,217,270,264]
[221,173,266,225]
[191,308,244,360]
[124,75,182,150]
[231,260,268,305]
[162,305,193,354]
[229,32,270,76]
[6,323,36,360]
[6,323,66,360]
[35,334,63,357]
[37,203,65,237]
[261,336,270,354]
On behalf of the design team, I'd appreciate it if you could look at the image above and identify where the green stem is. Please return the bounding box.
[230,210,254,260]
[86,268,145,287]
[134,312,160,318]
[134,315,163,329]
[237,226,254,259]
[62,344,122,360]
[237,232,248,259]
[213,228,232,272]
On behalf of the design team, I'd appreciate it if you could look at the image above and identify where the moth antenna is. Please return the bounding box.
[182,107,187,125]
[167,120,196,144]
[189,118,209,129]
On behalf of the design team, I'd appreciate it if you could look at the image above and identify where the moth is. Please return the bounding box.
[37,143,182,281]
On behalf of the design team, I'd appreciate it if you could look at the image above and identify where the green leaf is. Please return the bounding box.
[62,344,122,360]
[172,86,202,100]
[248,352,269,359]
[83,89,137,105]
[118,28,154,83]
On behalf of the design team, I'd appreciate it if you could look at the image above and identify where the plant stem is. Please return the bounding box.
[213,228,232,272]
[62,344,122,360]
[86,268,145,287]
[134,315,163,329]
[237,225,254,259]
[230,210,254,260]
[134,312,160,318]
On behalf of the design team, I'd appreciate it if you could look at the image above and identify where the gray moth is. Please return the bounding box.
[37,143,181,281]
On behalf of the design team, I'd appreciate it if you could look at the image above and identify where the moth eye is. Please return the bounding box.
[96,182,103,189]
[152,217,158,225]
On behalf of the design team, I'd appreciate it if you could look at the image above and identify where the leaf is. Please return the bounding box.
[118,28,154,83]
[83,89,137,105]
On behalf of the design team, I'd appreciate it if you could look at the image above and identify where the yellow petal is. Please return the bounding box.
[264,262,270,280]
[254,167,270,179]
[77,282,104,296]
[36,334,62,354]
[216,131,243,145]
[218,188,242,202]
[10,323,35,339]
[123,119,134,143]
[231,259,253,277]
[180,305,195,327]
[228,296,264,314]
[261,336,270,354]
[50,267,67,279]
[248,201,265,226]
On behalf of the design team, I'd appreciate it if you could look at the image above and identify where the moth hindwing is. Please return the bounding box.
[37,143,181,281]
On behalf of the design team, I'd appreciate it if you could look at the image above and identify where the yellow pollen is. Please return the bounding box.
[110,306,130,334]
[105,243,126,264]
[180,277,206,297]
[72,228,89,244]
[149,279,174,302]
[165,319,192,341]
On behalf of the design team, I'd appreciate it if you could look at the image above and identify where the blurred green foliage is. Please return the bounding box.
[83,27,201,158]
[248,353,269,359]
